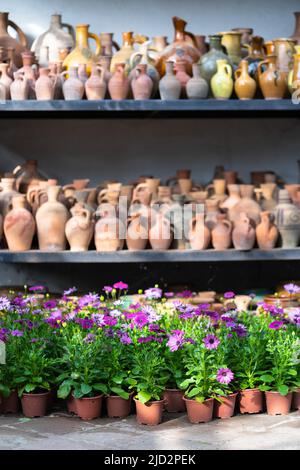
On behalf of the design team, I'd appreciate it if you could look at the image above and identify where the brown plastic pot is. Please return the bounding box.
[183,397,214,423]
[214,393,238,419]
[21,391,51,418]
[239,388,264,414]
[292,388,300,410]
[265,391,292,416]
[67,394,77,414]
[134,398,164,426]
[163,389,186,413]
[2,390,20,414]
[74,394,103,420]
[106,394,132,418]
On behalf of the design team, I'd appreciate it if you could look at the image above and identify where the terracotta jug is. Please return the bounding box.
[62,66,85,100]
[232,212,256,250]
[0,63,12,99]
[0,177,20,216]
[132,63,153,100]
[178,178,193,195]
[291,12,300,44]
[234,59,256,99]
[108,63,130,100]
[244,36,265,79]
[186,63,208,99]
[99,32,119,57]
[18,51,37,99]
[63,24,101,74]
[0,12,28,68]
[49,62,64,99]
[36,186,69,251]
[275,189,300,248]
[35,68,56,100]
[159,61,181,100]
[97,55,112,84]
[95,208,125,252]
[221,184,241,210]
[149,211,173,250]
[13,159,45,194]
[205,199,220,230]
[126,213,148,250]
[174,59,190,97]
[31,14,75,66]
[199,35,229,85]
[85,65,106,100]
[288,46,300,94]
[155,17,200,76]
[274,38,296,77]
[188,213,210,250]
[220,31,243,66]
[4,195,35,251]
[258,57,287,99]
[211,59,233,100]
[7,46,18,77]
[256,211,278,250]
[229,184,261,225]
[65,203,94,251]
[212,214,232,250]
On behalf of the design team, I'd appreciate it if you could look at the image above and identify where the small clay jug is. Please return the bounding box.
[18,50,37,99]
[221,184,241,210]
[275,189,300,248]
[257,183,277,211]
[174,59,190,97]
[178,178,193,195]
[256,211,278,249]
[0,177,20,216]
[95,207,125,251]
[4,195,35,251]
[229,184,261,225]
[186,63,208,99]
[131,63,153,100]
[188,213,211,250]
[129,40,160,96]
[10,73,29,100]
[62,66,85,100]
[0,63,12,99]
[264,41,275,57]
[108,62,130,100]
[159,61,181,100]
[199,35,230,85]
[97,55,112,84]
[258,57,287,99]
[49,62,64,99]
[234,59,256,99]
[232,212,256,250]
[205,199,220,230]
[149,211,173,250]
[99,32,119,57]
[85,64,106,100]
[36,185,70,251]
[211,59,233,100]
[35,67,56,100]
[212,214,232,250]
[65,203,94,251]
[110,31,136,74]
[126,213,148,250]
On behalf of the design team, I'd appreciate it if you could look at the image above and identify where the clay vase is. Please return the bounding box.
[36,185,69,251]
[207,178,226,203]
[224,171,238,185]
[199,35,229,86]
[265,391,292,416]
[232,212,256,250]
[133,178,160,205]
[159,61,181,100]
[99,32,119,57]
[184,397,214,424]
[97,55,112,84]
[274,38,296,77]
[186,63,208,99]
[291,12,300,44]
[205,199,220,230]
[189,213,211,250]
[214,393,238,419]
[264,41,275,57]
[163,389,185,413]
[221,184,241,210]
[35,67,56,100]
[108,63,130,100]
[220,31,243,66]
[0,63,12,99]
[258,58,287,99]
[4,195,35,251]
[234,59,256,99]
[149,211,173,250]
[129,40,160,96]
[212,214,232,250]
[134,399,164,426]
[95,210,125,251]
[258,183,277,211]
[174,59,191,98]
[11,73,29,100]
[13,159,45,194]
[211,59,233,100]
[78,64,88,85]
[75,395,103,420]
[229,184,261,225]
[17,51,37,99]
[63,24,101,74]
[132,63,153,100]
[155,16,200,76]
[110,31,135,74]
[126,213,148,251]
[65,203,94,251]
[0,12,28,68]
[0,178,20,216]
[178,178,193,195]
[256,211,278,250]
[62,66,85,100]
[85,64,107,100]
[194,35,208,56]
[107,395,131,418]
[31,13,75,66]
[244,36,265,79]
[275,189,300,248]
[288,46,300,94]
[21,391,51,418]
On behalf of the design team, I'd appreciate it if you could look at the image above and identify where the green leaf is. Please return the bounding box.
[195,396,205,403]
[136,391,152,404]
[260,374,274,383]
[81,384,92,396]
[288,369,297,376]
[24,384,36,393]
[93,383,108,394]
[278,384,289,396]
[73,388,83,399]
[57,382,72,400]
[187,387,201,398]
[127,378,137,387]
[111,387,130,400]
[179,378,194,390]
[259,385,271,392]
[112,375,124,385]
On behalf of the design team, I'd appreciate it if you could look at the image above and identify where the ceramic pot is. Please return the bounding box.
[13,159,45,194]
[130,40,160,96]
[2,390,20,413]
[211,59,233,100]
[63,24,101,74]
[239,389,264,414]
[0,178,20,217]
[234,59,256,99]
[205,199,220,230]
[149,211,173,250]
[288,46,300,94]
[106,395,132,418]
[108,63,130,100]
[159,61,181,100]
[207,178,226,202]
[233,294,252,311]
[110,31,135,74]
[35,67,56,100]
[85,64,106,100]
[274,38,296,76]
[212,214,232,250]
[132,63,153,100]
[126,214,148,251]
[214,393,237,419]
[31,13,75,66]
[189,213,211,250]
[178,178,193,195]
[265,391,292,416]
[186,63,208,99]
[0,12,28,68]
[220,31,243,66]
[0,63,12,99]
[256,211,278,249]
[291,12,300,44]
[7,46,18,77]
[258,58,287,99]
[67,394,77,414]
[224,170,238,185]
[184,397,214,424]
[99,32,119,57]
[275,189,300,248]
[10,71,29,101]
[134,398,164,426]
[65,203,94,251]
[221,184,241,210]
[4,195,35,251]
[229,184,261,225]
[292,388,300,410]
[232,212,256,250]
[199,35,230,85]
[18,51,37,99]
[36,185,69,251]
[163,389,185,413]
[74,394,103,420]
[257,183,277,211]
[244,36,265,79]
[174,59,190,97]
[62,66,84,100]
[21,391,51,418]
[194,35,208,56]
[95,210,125,252]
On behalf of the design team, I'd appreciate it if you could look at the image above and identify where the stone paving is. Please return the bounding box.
[0,409,300,450]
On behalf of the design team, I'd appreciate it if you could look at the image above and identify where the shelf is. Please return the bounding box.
[0,99,299,119]
[0,249,300,263]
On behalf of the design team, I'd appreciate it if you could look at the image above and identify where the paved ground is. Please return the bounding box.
[0,409,300,450]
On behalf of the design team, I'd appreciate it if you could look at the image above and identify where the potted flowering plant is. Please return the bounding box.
[0,328,20,414]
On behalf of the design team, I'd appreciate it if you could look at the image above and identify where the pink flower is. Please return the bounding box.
[113,282,128,290]
[216,368,234,384]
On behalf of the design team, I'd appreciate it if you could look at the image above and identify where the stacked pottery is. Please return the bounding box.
[186,63,208,99]
[4,195,35,251]
[35,67,56,100]
[131,64,153,100]
[232,212,256,250]
[85,65,106,100]
[188,213,210,250]
[159,61,181,100]
[275,189,300,248]
[108,63,130,100]
[256,211,278,249]
[65,203,94,251]
[62,66,85,100]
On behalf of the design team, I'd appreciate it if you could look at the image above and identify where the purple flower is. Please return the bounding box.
[63,287,77,296]
[113,282,128,290]
[103,316,117,327]
[103,286,113,293]
[0,296,11,310]
[138,336,156,343]
[91,313,105,327]
[105,328,114,338]
[203,334,220,350]
[164,292,174,298]
[28,285,45,292]
[141,305,161,322]
[144,287,162,300]
[84,333,96,343]
[11,329,24,337]
[233,324,247,337]
[78,293,100,309]
[224,291,235,299]
[110,309,122,318]
[216,368,234,384]
[30,338,38,343]
[269,320,284,330]
[43,300,57,309]
[284,283,300,294]
[178,290,193,299]
[120,333,132,345]
[134,314,149,329]
[167,330,185,352]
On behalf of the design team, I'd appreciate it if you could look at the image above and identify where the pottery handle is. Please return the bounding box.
[257,60,269,78]
[234,68,242,80]
[88,33,102,57]
[26,186,38,206]
[62,23,76,41]
[223,219,232,232]
[98,189,109,204]
[61,70,69,80]
[8,20,28,48]
[224,63,232,77]
[185,30,198,49]
[113,40,120,52]
[13,165,22,176]
[130,51,142,68]
[63,184,76,192]
[242,43,251,51]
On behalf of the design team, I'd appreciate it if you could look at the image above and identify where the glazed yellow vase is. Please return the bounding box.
[288,45,300,94]
[219,31,243,66]
[63,24,101,75]
[110,32,136,74]
[211,59,233,99]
